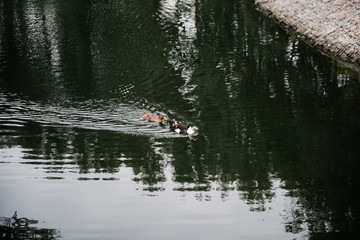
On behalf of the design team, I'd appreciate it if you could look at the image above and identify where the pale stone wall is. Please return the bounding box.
[255,0,360,69]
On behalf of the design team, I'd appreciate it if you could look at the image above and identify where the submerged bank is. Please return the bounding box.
[255,0,360,71]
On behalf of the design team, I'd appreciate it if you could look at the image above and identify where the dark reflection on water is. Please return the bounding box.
[1,0,360,239]
[0,212,61,240]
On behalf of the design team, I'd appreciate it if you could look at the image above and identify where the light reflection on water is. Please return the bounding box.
[0,126,300,239]
[158,0,199,104]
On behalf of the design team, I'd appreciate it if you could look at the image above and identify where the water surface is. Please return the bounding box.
[1,0,360,239]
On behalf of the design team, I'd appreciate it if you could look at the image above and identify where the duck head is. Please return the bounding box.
[158,114,168,121]
[186,124,199,135]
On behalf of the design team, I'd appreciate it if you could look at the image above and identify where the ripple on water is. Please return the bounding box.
[0,91,188,138]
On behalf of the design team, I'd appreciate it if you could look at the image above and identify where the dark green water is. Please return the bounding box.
[1,0,360,239]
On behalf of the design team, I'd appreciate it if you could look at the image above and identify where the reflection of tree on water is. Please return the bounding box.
[1,0,360,238]
[12,122,167,187]
[5,118,274,210]
[0,211,61,240]
[131,138,167,192]
[158,0,199,101]
[193,0,360,236]
[282,185,360,239]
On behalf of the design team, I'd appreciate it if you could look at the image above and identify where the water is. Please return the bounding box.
[1,0,360,239]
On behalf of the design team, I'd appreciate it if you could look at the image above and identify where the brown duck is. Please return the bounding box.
[141,109,168,123]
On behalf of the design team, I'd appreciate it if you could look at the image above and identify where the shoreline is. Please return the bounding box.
[255,0,360,72]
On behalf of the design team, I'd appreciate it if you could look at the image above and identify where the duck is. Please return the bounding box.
[141,109,168,123]
[169,120,199,135]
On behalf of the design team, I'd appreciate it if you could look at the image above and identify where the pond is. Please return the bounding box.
[1,0,360,239]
